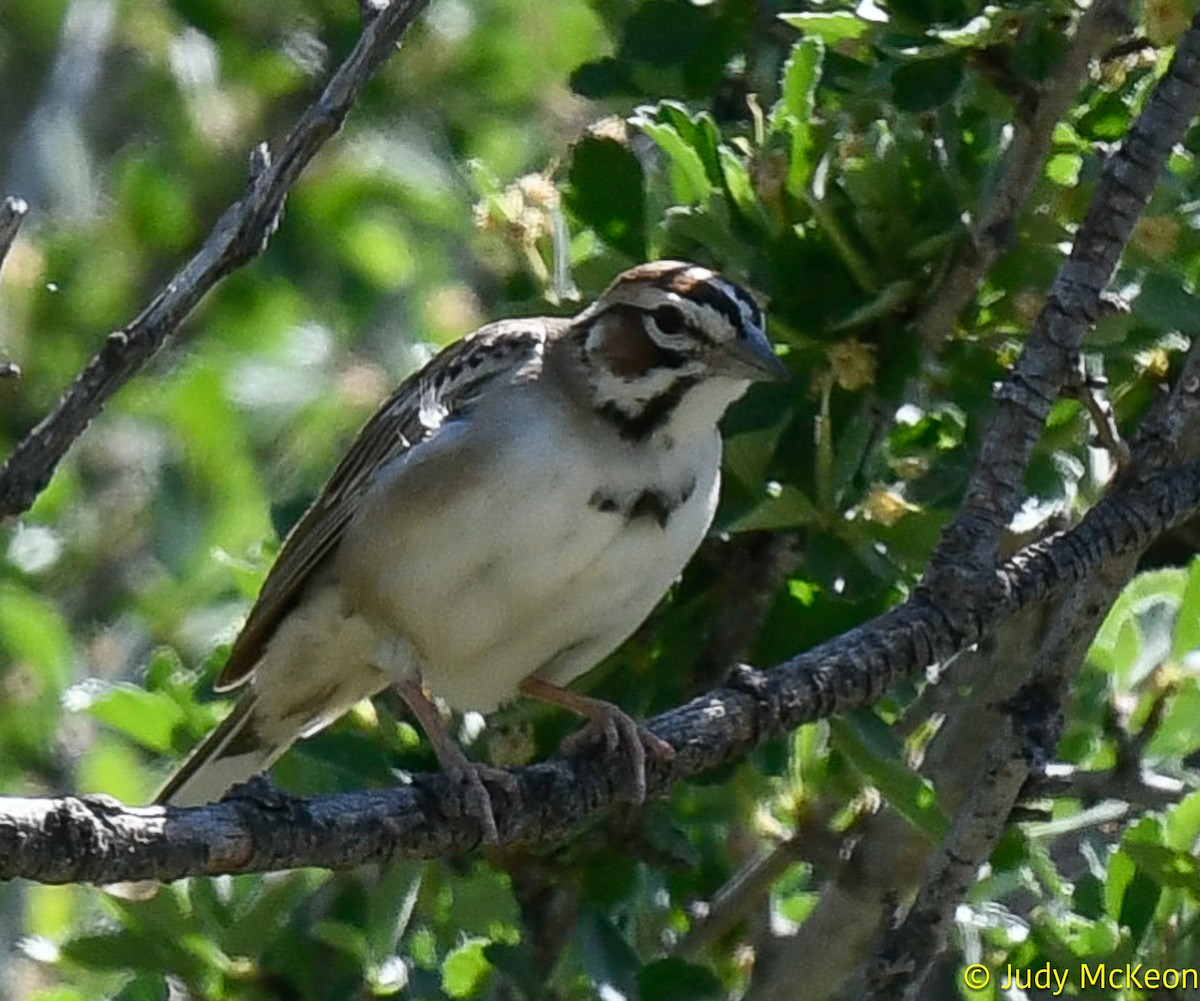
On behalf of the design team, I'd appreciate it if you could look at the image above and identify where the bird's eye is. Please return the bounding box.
[653,304,686,335]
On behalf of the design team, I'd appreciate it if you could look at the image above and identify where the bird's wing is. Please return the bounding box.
[215,318,553,690]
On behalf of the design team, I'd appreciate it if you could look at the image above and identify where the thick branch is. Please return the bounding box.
[857,313,1200,998]
[0,0,432,520]
[2,456,1199,885]
[927,11,1200,580]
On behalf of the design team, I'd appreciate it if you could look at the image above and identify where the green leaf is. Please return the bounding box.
[116,974,179,1001]
[62,931,183,974]
[0,583,73,682]
[337,214,415,291]
[1173,557,1200,656]
[484,942,543,999]
[74,682,187,753]
[1090,568,1185,685]
[571,57,634,99]
[727,484,819,532]
[772,38,824,195]
[1143,679,1200,761]
[779,12,876,43]
[1038,912,1122,958]
[312,919,369,962]
[565,136,646,257]
[639,958,723,1001]
[577,909,640,1001]
[1045,152,1082,187]
[224,871,331,956]
[831,280,918,331]
[638,121,713,204]
[445,867,521,938]
[364,863,423,961]
[1165,790,1200,852]
[890,55,965,112]
[777,37,823,122]
[718,147,772,233]
[23,989,90,1001]
[1116,818,1167,937]
[654,103,724,186]
[442,938,493,999]
[1123,841,1200,897]
[75,738,152,803]
[116,155,198,253]
[1135,271,1200,335]
[831,714,949,841]
[1124,816,1200,899]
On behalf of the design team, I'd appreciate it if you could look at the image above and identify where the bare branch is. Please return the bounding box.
[867,726,1033,1001]
[858,302,1200,1000]
[0,196,29,380]
[2,453,1199,885]
[926,9,1200,582]
[693,532,798,690]
[746,557,1067,1001]
[0,196,28,277]
[0,0,433,520]
[914,0,1131,346]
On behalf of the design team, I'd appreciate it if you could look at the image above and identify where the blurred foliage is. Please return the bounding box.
[2,0,1200,998]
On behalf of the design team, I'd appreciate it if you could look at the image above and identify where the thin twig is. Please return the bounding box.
[0,196,28,277]
[0,196,30,380]
[914,0,1130,346]
[925,9,1200,584]
[0,0,433,520]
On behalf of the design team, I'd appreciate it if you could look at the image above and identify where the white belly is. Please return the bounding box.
[331,389,721,712]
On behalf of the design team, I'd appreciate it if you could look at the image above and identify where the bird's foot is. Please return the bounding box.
[396,675,516,845]
[561,701,676,804]
[519,677,676,804]
[439,760,519,845]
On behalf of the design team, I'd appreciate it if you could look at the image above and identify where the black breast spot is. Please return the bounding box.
[589,478,696,529]
[628,491,672,528]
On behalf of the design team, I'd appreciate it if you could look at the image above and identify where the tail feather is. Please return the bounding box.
[155,693,281,807]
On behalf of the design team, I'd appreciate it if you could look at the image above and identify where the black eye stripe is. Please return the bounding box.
[678,284,742,343]
[606,266,762,344]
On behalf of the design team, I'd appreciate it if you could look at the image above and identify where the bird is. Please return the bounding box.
[154,260,786,841]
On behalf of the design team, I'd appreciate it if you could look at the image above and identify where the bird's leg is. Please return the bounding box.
[519,677,676,804]
[395,677,516,845]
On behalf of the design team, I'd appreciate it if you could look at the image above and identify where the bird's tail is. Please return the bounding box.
[154,691,282,807]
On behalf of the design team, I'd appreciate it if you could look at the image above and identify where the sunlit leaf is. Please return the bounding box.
[442,938,493,999]
[831,714,949,842]
[779,11,875,42]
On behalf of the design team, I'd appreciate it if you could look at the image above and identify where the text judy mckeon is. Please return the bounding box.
[993,963,1196,994]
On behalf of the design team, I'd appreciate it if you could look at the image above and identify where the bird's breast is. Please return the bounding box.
[333,391,721,712]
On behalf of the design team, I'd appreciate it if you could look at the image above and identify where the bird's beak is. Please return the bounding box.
[716,328,789,383]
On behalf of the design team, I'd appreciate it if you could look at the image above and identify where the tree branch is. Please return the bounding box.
[926,9,1200,581]
[2,452,1199,885]
[0,0,433,520]
[0,195,28,379]
[914,0,1130,347]
[859,309,1200,1000]
[0,196,28,277]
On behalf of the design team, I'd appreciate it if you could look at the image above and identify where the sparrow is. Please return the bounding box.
[155,260,786,842]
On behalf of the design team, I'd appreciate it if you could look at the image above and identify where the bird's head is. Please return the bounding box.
[573,261,786,441]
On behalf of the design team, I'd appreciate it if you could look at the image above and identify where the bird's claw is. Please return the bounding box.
[442,762,518,845]
[563,706,675,804]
